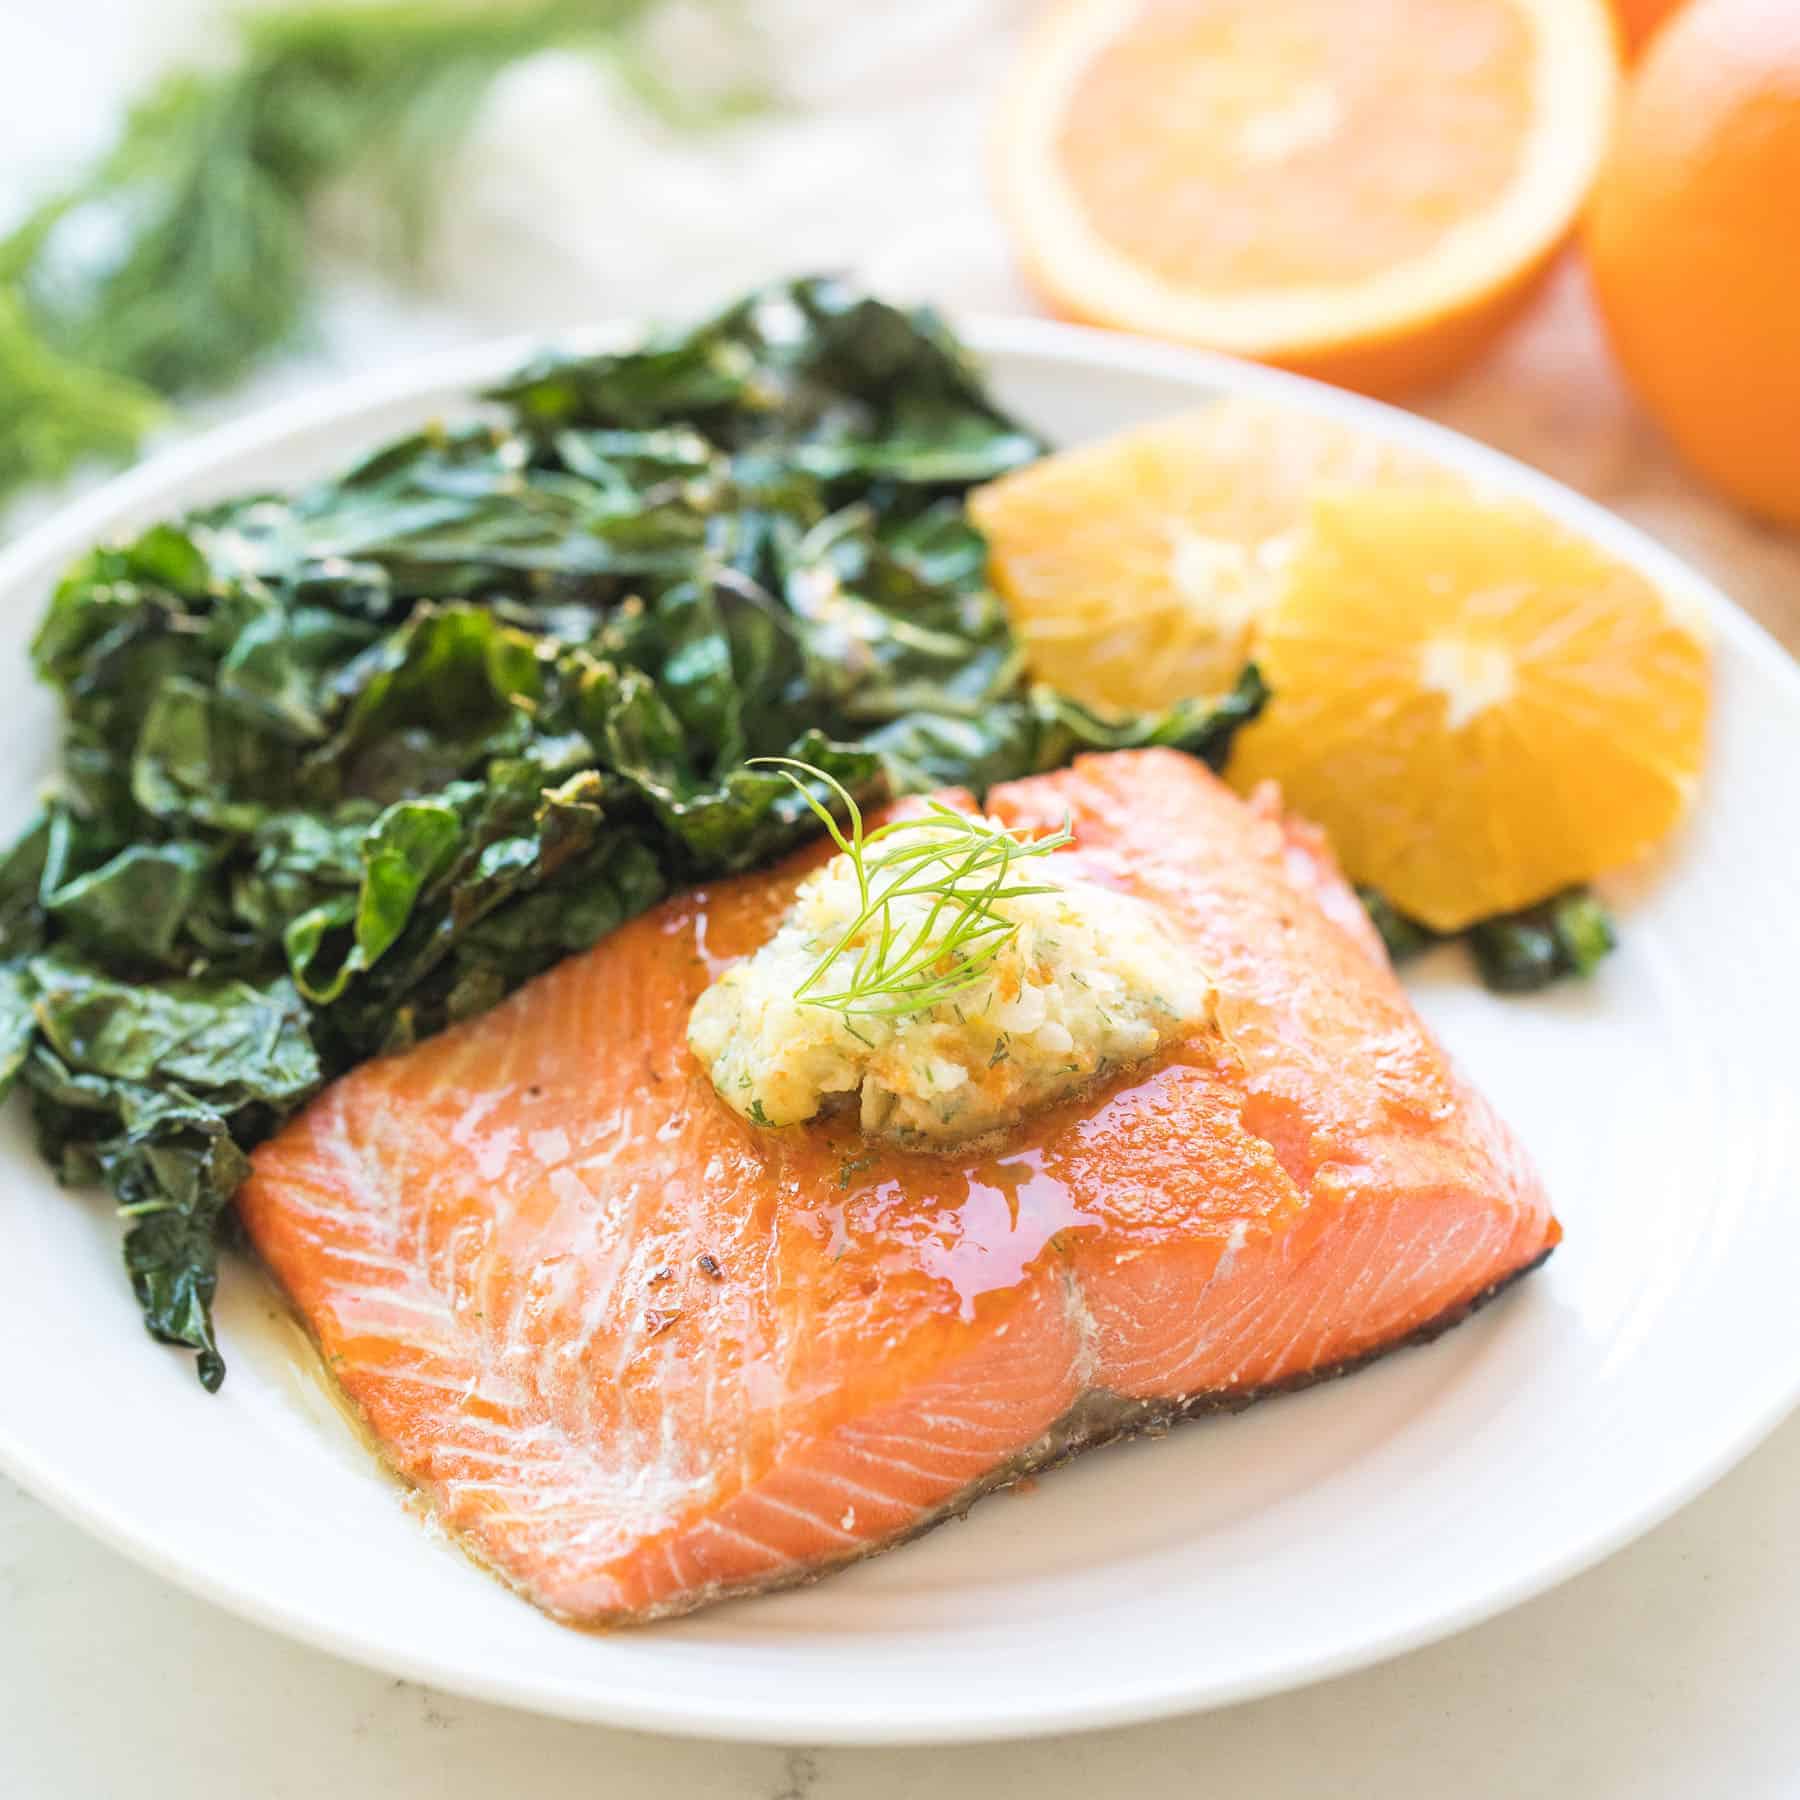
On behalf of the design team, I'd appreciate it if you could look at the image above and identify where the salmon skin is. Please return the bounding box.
[240,749,1557,1624]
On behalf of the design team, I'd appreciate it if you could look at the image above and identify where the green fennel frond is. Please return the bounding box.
[751,757,1073,1021]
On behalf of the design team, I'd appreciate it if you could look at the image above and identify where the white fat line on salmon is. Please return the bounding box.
[315,1240,428,1276]
[1059,1262,1102,1388]
[737,1490,862,1546]
[836,1435,970,1485]
[838,1423,991,1474]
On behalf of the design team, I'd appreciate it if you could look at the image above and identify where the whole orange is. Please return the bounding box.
[1586,0,1800,526]
[1613,0,1688,56]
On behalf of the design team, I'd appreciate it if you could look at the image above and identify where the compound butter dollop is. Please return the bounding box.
[687,813,1212,1145]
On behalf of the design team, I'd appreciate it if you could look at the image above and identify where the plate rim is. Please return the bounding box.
[2,315,1798,1745]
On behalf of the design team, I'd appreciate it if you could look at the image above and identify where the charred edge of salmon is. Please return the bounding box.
[575,1242,1557,1629]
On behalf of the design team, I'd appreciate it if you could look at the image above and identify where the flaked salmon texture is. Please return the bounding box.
[240,749,1558,1623]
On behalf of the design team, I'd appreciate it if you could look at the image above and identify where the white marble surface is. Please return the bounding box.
[4,2,1800,1793]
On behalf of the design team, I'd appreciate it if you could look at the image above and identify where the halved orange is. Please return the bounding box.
[1613,0,1688,56]
[1225,487,1711,931]
[994,0,1620,395]
[972,397,1462,710]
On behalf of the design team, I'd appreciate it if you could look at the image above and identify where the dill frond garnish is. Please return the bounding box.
[751,757,1073,1021]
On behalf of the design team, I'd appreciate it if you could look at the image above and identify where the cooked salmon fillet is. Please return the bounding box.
[239,748,1557,1623]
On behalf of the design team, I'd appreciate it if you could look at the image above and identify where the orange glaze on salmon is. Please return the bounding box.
[239,749,1557,1623]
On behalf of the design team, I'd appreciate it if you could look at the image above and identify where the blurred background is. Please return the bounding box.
[2,0,1796,657]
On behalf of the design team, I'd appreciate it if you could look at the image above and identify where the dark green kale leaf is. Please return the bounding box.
[1358,884,1617,993]
[1468,889,1618,993]
[0,964,37,1098]
[24,953,323,1390]
[28,950,321,1106]
[490,274,1043,488]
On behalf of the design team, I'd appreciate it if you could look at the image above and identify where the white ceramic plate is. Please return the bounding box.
[2,323,1797,1745]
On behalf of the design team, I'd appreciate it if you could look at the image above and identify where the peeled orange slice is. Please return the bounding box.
[994,0,1620,395]
[972,398,1460,711]
[1225,488,1711,931]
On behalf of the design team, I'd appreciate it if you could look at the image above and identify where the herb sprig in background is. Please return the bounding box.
[0,0,764,505]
